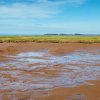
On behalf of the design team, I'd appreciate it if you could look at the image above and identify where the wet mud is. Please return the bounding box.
[0,43,100,100]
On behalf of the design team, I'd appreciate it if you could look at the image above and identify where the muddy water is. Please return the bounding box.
[0,50,100,100]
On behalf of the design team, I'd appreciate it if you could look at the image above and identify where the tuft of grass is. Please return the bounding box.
[0,35,100,43]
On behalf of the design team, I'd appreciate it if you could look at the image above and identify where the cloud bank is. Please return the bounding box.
[0,0,87,19]
[0,0,95,35]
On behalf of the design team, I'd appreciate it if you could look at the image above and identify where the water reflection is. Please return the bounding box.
[0,50,100,91]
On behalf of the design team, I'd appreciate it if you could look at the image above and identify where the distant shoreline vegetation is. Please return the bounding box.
[0,35,100,43]
[44,33,100,36]
[0,33,100,36]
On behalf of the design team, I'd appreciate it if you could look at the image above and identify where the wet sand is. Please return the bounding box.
[0,43,100,55]
[0,43,100,100]
[40,80,100,100]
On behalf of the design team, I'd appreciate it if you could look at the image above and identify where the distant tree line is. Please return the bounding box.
[44,33,83,36]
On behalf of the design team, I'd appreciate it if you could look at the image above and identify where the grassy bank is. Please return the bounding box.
[0,36,100,43]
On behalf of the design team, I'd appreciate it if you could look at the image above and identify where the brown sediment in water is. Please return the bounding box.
[40,80,100,100]
[1,81,99,100]
[0,43,100,100]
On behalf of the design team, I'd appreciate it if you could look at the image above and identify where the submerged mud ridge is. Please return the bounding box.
[0,49,100,99]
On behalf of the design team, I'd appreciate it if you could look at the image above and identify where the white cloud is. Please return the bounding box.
[0,0,87,19]
[0,0,88,35]
[0,4,58,19]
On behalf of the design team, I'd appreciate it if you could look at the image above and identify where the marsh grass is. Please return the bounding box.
[0,36,100,43]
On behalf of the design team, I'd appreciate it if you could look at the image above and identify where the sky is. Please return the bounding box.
[0,0,100,35]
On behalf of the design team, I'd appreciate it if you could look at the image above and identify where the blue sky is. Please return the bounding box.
[0,0,100,35]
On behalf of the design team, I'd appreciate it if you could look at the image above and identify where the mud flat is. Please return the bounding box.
[0,43,100,100]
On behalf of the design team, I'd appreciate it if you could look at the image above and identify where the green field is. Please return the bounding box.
[0,35,100,43]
